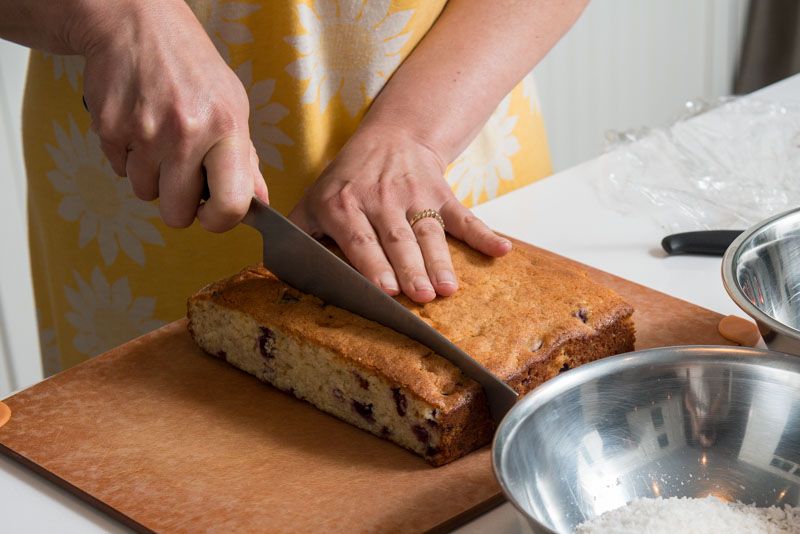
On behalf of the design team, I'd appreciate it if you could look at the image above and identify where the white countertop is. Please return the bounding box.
[2,74,799,533]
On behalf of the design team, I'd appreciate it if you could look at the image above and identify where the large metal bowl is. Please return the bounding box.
[723,207,800,355]
[492,346,800,533]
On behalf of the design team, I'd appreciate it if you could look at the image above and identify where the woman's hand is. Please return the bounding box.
[286,0,587,303]
[289,126,512,303]
[77,0,267,231]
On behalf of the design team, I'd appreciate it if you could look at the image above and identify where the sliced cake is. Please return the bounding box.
[187,239,635,465]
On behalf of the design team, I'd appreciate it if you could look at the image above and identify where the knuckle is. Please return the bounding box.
[430,260,452,273]
[131,112,158,144]
[377,172,419,203]
[170,109,204,138]
[393,171,416,187]
[348,231,379,248]
[401,173,421,196]
[413,220,442,239]
[462,213,478,226]
[397,263,423,280]
[323,186,358,214]
[384,226,416,245]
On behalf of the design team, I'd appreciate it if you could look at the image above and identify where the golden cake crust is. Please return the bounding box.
[190,240,634,408]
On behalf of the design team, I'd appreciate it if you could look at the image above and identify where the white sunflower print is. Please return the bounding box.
[38,325,62,376]
[193,0,261,61]
[64,268,165,357]
[43,53,85,92]
[522,71,541,114]
[285,0,414,116]
[446,96,520,205]
[235,61,294,171]
[45,115,164,266]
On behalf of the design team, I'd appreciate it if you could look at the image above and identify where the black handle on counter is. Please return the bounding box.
[661,230,743,256]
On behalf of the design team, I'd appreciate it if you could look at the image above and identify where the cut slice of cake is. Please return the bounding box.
[187,239,635,466]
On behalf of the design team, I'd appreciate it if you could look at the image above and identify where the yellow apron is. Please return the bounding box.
[24,0,552,373]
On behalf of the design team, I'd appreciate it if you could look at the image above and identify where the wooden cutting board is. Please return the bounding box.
[0,244,735,533]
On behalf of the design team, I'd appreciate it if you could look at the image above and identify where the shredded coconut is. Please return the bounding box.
[575,496,800,534]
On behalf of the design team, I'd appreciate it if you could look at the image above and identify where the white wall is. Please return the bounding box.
[536,0,749,171]
[0,0,749,397]
[0,40,40,397]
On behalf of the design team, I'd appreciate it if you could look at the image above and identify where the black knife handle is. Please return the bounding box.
[661,230,743,256]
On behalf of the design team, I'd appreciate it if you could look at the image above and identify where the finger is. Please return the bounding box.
[100,139,129,178]
[88,97,131,178]
[409,212,457,297]
[318,208,400,295]
[373,210,436,303]
[197,135,254,232]
[288,198,319,236]
[440,198,511,257]
[250,143,269,204]
[158,155,203,228]
[125,150,160,202]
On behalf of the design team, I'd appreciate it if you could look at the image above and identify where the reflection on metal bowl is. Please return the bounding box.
[723,207,800,355]
[492,346,800,533]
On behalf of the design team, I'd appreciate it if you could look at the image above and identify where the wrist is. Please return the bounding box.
[57,0,126,55]
[60,0,189,56]
[354,115,449,174]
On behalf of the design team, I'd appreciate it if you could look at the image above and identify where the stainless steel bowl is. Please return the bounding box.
[723,207,800,355]
[492,346,800,533]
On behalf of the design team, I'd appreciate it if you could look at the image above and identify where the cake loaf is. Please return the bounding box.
[187,240,635,466]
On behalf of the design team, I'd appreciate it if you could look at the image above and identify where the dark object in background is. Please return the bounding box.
[735,1,800,94]
[661,230,743,256]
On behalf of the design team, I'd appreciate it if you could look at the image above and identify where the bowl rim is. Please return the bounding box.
[721,206,800,340]
[491,344,800,533]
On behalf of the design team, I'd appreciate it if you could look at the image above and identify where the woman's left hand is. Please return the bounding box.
[289,126,512,304]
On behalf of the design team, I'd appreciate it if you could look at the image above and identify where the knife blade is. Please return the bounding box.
[242,197,518,422]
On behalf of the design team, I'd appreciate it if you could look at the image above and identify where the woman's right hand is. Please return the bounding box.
[73,0,267,231]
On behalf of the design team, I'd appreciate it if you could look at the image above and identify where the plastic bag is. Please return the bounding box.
[598,98,800,232]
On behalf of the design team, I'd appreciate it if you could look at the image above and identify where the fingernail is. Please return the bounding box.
[436,270,457,288]
[498,238,512,251]
[379,272,399,292]
[413,276,434,293]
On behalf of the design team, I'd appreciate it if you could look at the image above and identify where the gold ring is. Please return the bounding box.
[409,209,445,231]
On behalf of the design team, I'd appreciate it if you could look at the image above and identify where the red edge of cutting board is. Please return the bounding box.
[0,402,10,428]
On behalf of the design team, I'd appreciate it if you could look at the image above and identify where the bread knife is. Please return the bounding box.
[241,197,519,422]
